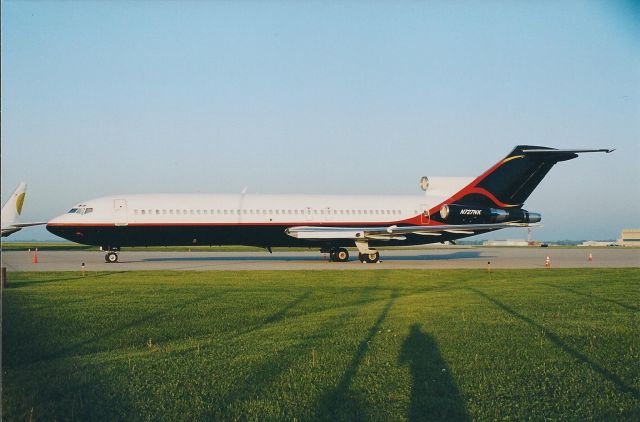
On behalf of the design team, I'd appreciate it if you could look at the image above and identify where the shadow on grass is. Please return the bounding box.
[317,289,399,420]
[8,288,227,367]
[468,287,639,398]
[541,283,639,312]
[399,324,469,421]
[264,291,312,324]
[7,272,119,288]
[207,281,386,419]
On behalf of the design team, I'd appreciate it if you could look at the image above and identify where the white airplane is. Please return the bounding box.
[1,182,47,237]
[46,146,612,263]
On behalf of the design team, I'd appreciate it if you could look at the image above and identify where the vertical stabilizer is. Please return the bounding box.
[448,146,612,208]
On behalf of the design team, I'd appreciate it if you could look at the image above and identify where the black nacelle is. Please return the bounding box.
[439,204,541,224]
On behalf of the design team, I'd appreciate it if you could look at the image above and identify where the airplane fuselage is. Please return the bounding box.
[46,190,480,249]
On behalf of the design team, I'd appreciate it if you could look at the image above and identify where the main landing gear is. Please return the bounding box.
[327,247,350,262]
[358,251,380,264]
[355,240,380,264]
[322,243,381,263]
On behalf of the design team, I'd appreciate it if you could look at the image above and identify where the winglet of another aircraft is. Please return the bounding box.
[1,182,47,237]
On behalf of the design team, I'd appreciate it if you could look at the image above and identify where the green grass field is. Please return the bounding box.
[3,269,639,421]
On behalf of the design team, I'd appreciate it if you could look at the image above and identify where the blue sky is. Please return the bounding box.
[2,1,639,241]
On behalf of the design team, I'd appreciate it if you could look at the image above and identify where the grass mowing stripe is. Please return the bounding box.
[2,269,639,420]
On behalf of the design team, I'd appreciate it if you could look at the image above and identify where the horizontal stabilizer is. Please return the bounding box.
[521,148,614,154]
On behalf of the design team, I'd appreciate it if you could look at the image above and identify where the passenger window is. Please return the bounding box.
[156,210,160,215]
[141,210,146,215]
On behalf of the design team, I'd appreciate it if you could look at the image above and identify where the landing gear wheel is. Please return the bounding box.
[335,248,349,262]
[359,252,380,263]
[105,252,118,263]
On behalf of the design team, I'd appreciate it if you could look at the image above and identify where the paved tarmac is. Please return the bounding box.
[2,247,638,271]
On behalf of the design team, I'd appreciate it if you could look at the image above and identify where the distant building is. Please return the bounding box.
[482,239,529,247]
[578,240,616,247]
[619,229,640,247]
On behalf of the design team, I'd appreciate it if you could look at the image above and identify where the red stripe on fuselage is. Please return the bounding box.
[46,216,445,228]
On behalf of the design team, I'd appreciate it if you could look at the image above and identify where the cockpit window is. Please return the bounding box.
[69,207,93,215]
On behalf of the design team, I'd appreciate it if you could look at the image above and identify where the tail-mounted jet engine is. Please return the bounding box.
[439,204,541,224]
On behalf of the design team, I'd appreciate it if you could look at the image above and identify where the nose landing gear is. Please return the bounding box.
[105,251,119,263]
[103,247,120,263]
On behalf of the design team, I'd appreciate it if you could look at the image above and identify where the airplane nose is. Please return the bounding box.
[46,214,69,238]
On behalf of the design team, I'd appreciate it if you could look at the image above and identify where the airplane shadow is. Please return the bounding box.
[7,272,118,288]
[141,251,484,263]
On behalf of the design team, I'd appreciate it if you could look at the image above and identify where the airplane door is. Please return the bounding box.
[305,206,313,221]
[420,204,430,224]
[114,199,128,226]
[324,206,333,221]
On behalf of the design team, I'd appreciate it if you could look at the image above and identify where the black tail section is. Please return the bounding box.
[456,145,580,208]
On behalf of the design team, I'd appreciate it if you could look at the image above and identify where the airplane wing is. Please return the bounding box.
[285,222,538,241]
[1,222,47,237]
[10,222,48,228]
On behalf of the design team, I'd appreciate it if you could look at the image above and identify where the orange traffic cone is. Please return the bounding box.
[33,248,39,264]
[588,253,593,263]
[545,256,550,269]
